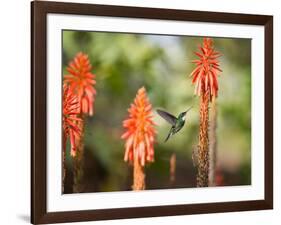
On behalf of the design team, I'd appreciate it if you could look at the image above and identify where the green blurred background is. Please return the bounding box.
[63,30,251,193]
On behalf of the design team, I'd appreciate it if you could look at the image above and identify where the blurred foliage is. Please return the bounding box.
[63,31,251,193]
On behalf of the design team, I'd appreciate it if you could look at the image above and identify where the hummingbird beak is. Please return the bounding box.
[185,106,193,114]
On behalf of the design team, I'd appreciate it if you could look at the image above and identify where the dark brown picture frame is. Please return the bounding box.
[31,1,273,224]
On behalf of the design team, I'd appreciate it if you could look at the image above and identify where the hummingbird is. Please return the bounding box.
[157,106,192,142]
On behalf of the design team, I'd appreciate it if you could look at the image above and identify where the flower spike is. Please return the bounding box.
[64,52,97,115]
[190,38,222,99]
[122,87,157,166]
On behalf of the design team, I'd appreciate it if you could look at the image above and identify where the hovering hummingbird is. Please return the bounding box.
[157,106,193,142]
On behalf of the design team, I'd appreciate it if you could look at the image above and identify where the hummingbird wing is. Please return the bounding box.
[157,109,177,126]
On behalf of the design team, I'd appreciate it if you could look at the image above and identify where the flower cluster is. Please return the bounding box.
[190,38,222,99]
[62,84,82,157]
[64,52,97,116]
[122,87,157,166]
[63,52,96,157]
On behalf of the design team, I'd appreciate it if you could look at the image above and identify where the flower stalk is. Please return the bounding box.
[197,89,210,186]
[133,157,146,190]
[169,153,176,185]
[63,52,96,193]
[189,38,222,187]
[62,133,67,192]
[209,98,217,186]
[122,87,156,191]
[73,118,85,192]
[62,84,82,192]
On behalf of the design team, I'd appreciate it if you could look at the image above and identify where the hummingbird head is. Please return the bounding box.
[179,112,187,121]
[180,106,193,121]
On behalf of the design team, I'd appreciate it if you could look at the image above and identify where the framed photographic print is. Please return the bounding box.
[31,1,273,224]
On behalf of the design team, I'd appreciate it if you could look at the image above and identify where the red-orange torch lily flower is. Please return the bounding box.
[122,87,157,166]
[63,84,82,157]
[190,38,222,98]
[64,52,96,116]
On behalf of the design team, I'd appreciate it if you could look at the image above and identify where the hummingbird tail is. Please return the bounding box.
[164,132,172,142]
